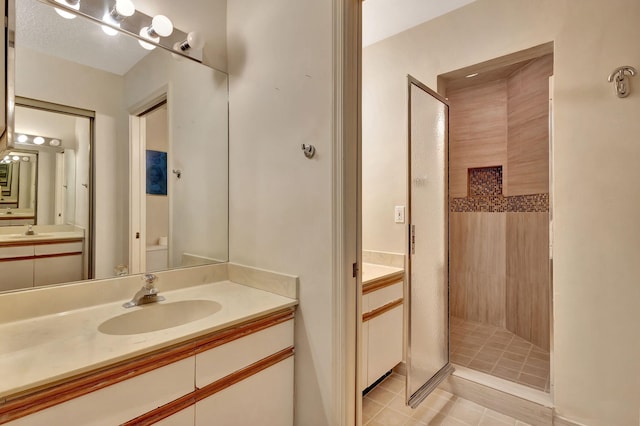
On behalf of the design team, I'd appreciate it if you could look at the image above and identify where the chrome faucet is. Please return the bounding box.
[123,273,166,308]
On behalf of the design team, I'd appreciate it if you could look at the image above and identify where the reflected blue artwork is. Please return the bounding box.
[146,150,167,195]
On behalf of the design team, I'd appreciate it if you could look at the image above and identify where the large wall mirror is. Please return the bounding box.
[0,0,228,292]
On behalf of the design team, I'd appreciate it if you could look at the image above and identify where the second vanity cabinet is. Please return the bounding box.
[0,240,83,291]
[3,309,295,426]
[361,268,404,391]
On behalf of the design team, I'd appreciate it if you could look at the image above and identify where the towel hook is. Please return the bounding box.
[301,144,316,159]
[608,66,637,98]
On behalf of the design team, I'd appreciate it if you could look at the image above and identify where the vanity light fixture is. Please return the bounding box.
[54,0,80,20]
[17,134,28,143]
[49,139,61,147]
[33,137,45,145]
[139,15,173,50]
[102,0,136,36]
[175,31,205,52]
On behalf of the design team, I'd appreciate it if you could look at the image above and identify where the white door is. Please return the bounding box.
[406,76,452,407]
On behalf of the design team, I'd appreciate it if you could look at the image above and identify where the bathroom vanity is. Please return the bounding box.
[361,261,404,391]
[0,263,298,425]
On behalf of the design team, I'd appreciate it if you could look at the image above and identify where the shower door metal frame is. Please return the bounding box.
[406,75,454,408]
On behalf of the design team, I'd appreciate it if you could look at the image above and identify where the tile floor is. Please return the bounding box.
[363,373,531,425]
[450,317,550,392]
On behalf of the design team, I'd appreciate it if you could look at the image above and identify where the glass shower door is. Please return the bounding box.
[406,76,452,407]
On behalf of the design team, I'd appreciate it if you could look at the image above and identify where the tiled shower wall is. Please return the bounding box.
[449,166,550,351]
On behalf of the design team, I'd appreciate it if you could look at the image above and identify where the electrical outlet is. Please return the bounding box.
[394,206,405,224]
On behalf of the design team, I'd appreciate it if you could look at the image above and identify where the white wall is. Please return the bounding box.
[124,50,229,266]
[227,0,335,424]
[16,47,129,278]
[363,0,640,424]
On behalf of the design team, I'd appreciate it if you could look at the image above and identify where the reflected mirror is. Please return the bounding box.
[1,0,228,292]
[0,150,36,224]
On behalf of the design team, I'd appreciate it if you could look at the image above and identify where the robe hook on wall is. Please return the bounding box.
[172,169,182,179]
[301,144,316,159]
[607,66,637,98]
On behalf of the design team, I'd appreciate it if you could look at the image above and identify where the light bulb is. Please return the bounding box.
[138,27,158,50]
[146,15,173,37]
[54,0,80,20]
[3,155,10,161]
[50,139,61,147]
[12,156,20,161]
[17,134,28,143]
[113,0,135,18]
[22,157,30,162]
[33,137,45,145]
[178,31,205,51]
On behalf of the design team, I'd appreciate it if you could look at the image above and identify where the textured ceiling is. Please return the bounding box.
[16,0,150,75]
[363,0,477,47]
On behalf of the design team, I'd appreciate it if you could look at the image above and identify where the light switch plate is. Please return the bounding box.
[394,206,405,224]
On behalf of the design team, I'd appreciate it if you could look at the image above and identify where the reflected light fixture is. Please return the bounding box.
[49,139,61,147]
[33,137,45,145]
[22,157,30,162]
[175,31,205,52]
[54,0,80,20]
[102,0,136,36]
[17,134,28,143]
[12,156,20,162]
[139,15,173,50]
[465,72,479,78]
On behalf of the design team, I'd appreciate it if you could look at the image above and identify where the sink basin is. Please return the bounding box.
[98,300,222,335]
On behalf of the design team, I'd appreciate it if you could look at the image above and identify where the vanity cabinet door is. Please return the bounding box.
[33,254,83,286]
[0,258,34,291]
[195,357,293,426]
[9,358,195,426]
[367,305,403,387]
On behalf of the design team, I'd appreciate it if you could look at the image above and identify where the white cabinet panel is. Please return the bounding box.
[195,358,293,426]
[364,282,403,312]
[0,245,33,259]
[10,357,195,426]
[34,241,83,255]
[367,305,403,387]
[195,320,293,388]
[0,259,33,291]
[34,254,83,286]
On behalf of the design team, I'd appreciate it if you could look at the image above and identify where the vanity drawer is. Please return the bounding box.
[0,245,33,259]
[363,281,403,313]
[195,319,294,388]
[9,357,195,426]
[34,241,83,256]
[34,254,83,286]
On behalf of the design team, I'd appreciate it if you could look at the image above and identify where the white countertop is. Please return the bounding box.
[362,262,404,284]
[0,231,84,244]
[0,280,297,400]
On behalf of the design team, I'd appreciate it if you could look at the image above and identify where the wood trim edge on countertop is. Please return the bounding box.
[362,271,404,294]
[362,299,403,323]
[0,238,84,248]
[0,307,295,424]
[0,252,83,263]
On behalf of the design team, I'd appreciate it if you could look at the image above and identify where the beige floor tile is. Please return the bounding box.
[491,365,520,381]
[379,376,406,394]
[367,386,397,406]
[363,398,385,423]
[517,373,546,390]
[473,348,503,363]
[483,408,517,424]
[484,341,509,350]
[386,395,416,417]
[524,357,549,370]
[451,353,473,366]
[520,363,548,378]
[479,415,515,426]
[496,357,523,371]
[501,351,526,363]
[527,350,549,361]
[411,394,456,419]
[469,358,495,373]
[369,407,412,426]
[447,399,485,425]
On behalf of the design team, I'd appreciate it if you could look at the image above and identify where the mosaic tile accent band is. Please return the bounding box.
[450,166,549,213]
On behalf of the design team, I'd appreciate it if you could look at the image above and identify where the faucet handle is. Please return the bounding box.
[142,273,158,288]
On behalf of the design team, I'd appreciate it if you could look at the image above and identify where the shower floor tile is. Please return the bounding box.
[450,317,550,392]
